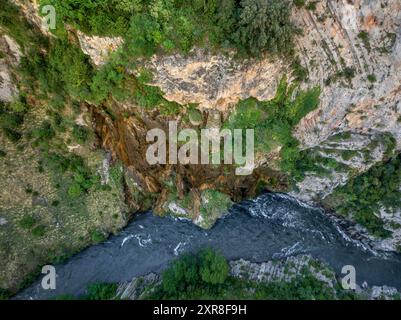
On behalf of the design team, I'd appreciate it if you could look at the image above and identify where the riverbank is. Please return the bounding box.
[15,193,401,300]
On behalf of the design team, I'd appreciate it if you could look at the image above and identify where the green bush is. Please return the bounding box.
[199,248,229,285]
[2,128,22,142]
[224,77,320,179]
[84,283,117,300]
[0,101,25,143]
[90,230,107,243]
[32,121,55,142]
[293,0,305,7]
[367,74,377,83]
[19,215,37,229]
[68,182,83,198]
[31,225,46,238]
[41,0,296,57]
[160,248,229,298]
[47,39,93,99]
[72,125,89,144]
[0,288,11,300]
[144,249,354,300]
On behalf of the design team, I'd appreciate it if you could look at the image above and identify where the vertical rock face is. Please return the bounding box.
[145,48,287,111]
[77,31,123,67]
[0,35,22,102]
[6,1,401,246]
[285,0,401,203]
[10,0,52,36]
[293,0,401,150]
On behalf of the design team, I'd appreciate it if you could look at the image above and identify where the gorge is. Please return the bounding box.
[1,0,401,299]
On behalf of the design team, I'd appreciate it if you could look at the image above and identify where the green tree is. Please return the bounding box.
[236,0,295,55]
[199,248,229,284]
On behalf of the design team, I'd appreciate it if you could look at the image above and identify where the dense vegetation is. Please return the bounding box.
[139,248,358,300]
[224,78,320,180]
[328,155,401,238]
[0,1,128,294]
[41,0,297,57]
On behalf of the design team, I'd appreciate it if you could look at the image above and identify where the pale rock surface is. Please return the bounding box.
[77,31,123,67]
[146,48,287,111]
[0,35,22,102]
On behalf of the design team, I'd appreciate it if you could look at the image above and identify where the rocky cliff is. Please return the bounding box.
[2,0,401,294]
[75,0,401,249]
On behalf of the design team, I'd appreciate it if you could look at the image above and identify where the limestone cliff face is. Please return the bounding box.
[292,0,401,200]
[10,0,401,249]
[145,49,287,112]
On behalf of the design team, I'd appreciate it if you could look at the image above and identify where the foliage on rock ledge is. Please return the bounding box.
[224,77,321,180]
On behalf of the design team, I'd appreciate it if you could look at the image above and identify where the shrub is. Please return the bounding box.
[72,125,89,144]
[40,0,132,36]
[162,248,229,298]
[187,107,203,125]
[19,215,37,229]
[199,248,229,285]
[0,102,25,143]
[42,0,296,57]
[68,182,83,198]
[2,128,22,142]
[32,121,55,142]
[31,225,46,238]
[367,74,377,83]
[90,230,106,243]
[145,248,349,300]
[160,248,228,297]
[0,288,11,300]
[224,77,320,178]
[293,0,305,7]
[358,31,371,51]
[47,39,93,99]
[306,1,317,11]
[84,283,117,300]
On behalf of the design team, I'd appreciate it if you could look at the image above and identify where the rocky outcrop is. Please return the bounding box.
[116,273,160,300]
[230,255,336,287]
[292,0,401,199]
[0,34,22,102]
[10,0,52,36]
[77,31,123,67]
[146,49,287,111]
[8,1,401,248]
[116,255,400,300]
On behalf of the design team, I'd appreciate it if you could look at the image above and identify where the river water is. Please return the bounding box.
[17,192,401,299]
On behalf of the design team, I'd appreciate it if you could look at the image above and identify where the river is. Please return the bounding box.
[17,192,401,299]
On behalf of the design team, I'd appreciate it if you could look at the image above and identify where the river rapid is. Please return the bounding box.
[17,192,401,299]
